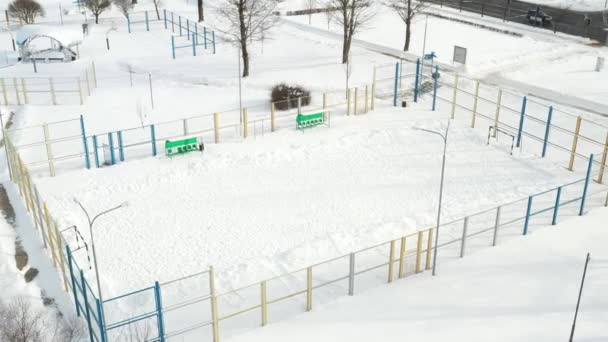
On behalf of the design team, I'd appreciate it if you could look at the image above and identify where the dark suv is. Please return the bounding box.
[527,9,553,26]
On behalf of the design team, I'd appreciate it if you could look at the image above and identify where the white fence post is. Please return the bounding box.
[91,61,98,88]
[450,73,459,119]
[49,78,57,105]
[13,78,21,105]
[493,89,503,137]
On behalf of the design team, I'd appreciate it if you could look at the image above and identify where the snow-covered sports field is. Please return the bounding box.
[35,104,581,304]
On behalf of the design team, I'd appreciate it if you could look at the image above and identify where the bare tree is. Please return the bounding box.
[0,298,44,342]
[113,0,133,18]
[198,0,204,22]
[83,0,112,24]
[217,0,279,77]
[8,0,45,24]
[326,0,374,64]
[151,0,161,20]
[385,0,428,51]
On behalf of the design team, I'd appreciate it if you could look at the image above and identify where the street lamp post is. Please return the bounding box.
[413,120,450,276]
[73,198,128,306]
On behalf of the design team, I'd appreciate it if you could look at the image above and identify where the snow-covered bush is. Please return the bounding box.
[271,83,311,110]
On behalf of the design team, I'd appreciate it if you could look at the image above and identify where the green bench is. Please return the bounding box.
[165,137,202,157]
[296,112,324,130]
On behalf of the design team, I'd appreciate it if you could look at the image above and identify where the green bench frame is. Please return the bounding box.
[296,112,326,130]
[165,137,200,157]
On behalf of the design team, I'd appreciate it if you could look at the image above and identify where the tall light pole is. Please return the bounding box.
[569,252,591,342]
[419,14,429,92]
[413,120,450,276]
[73,198,128,305]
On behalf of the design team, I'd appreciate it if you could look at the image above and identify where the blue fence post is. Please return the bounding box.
[80,115,91,169]
[432,65,438,111]
[163,9,167,29]
[516,96,527,148]
[150,125,157,156]
[127,14,131,33]
[186,19,190,40]
[523,196,533,235]
[192,32,196,56]
[212,31,216,54]
[66,246,80,317]
[154,281,166,342]
[108,133,115,165]
[204,27,207,49]
[171,36,176,59]
[179,16,182,36]
[552,186,562,225]
[171,12,174,32]
[393,62,399,107]
[96,298,107,342]
[81,270,94,342]
[92,135,100,168]
[414,58,420,103]
[541,106,553,158]
[117,131,125,162]
[580,154,594,216]
[145,11,150,31]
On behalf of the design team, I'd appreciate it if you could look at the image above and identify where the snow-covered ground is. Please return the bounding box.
[1,0,607,340]
[226,205,608,342]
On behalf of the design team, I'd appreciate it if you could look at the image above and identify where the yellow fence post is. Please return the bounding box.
[346,89,351,116]
[43,123,56,177]
[91,61,98,88]
[398,236,406,278]
[77,78,83,105]
[364,85,369,114]
[371,66,376,111]
[426,228,433,271]
[53,219,69,291]
[387,240,395,283]
[1,78,8,105]
[260,280,268,326]
[85,70,91,96]
[597,131,608,184]
[242,108,248,138]
[471,80,480,128]
[415,231,423,273]
[270,103,276,132]
[21,78,28,105]
[13,78,21,105]
[49,78,57,105]
[450,73,459,119]
[306,267,312,311]
[17,158,31,212]
[493,89,503,137]
[209,266,220,342]
[213,112,220,143]
[43,204,58,268]
[568,116,582,171]
[24,169,38,231]
[354,88,359,115]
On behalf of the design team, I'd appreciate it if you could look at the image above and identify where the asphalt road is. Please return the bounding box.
[425,0,607,43]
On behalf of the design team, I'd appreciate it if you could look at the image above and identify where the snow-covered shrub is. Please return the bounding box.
[271,83,311,110]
